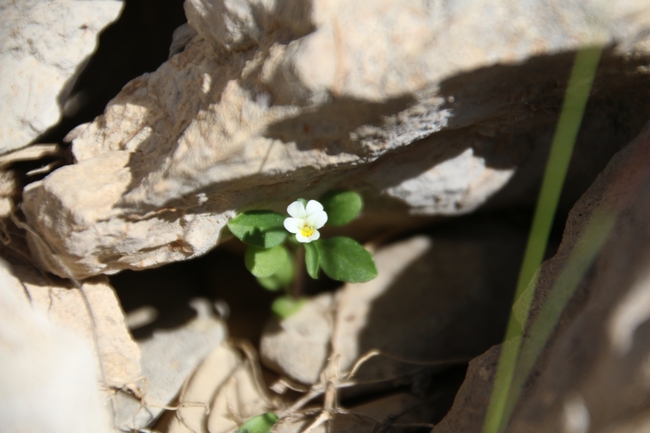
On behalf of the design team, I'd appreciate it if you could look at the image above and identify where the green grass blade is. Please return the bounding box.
[482,46,603,433]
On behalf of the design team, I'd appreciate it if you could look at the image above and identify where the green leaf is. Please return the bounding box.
[227,211,287,248]
[256,255,295,291]
[315,237,377,283]
[297,198,308,207]
[272,296,306,319]
[320,190,363,226]
[245,245,290,278]
[237,412,279,433]
[304,242,320,279]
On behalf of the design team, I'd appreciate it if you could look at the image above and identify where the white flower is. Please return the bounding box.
[283,200,328,243]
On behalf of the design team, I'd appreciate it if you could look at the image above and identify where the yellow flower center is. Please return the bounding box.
[300,225,314,238]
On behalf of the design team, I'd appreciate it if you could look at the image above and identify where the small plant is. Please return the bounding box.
[227,190,377,318]
[236,412,279,433]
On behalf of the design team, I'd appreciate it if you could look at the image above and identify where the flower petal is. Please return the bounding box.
[296,229,320,243]
[305,200,324,215]
[283,217,301,233]
[287,201,306,219]
[306,210,327,229]
[306,229,320,242]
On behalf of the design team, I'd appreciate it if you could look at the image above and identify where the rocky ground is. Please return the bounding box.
[2,1,650,432]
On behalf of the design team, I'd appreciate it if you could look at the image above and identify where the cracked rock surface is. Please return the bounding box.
[0,0,124,154]
[20,0,650,279]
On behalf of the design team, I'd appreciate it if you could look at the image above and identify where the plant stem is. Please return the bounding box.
[291,246,305,300]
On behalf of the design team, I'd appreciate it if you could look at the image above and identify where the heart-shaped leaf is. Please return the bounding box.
[228,211,287,248]
[320,190,363,226]
[245,245,290,278]
[256,256,295,291]
[315,237,377,283]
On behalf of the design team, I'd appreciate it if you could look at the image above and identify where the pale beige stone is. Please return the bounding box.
[116,298,228,430]
[260,293,334,384]
[21,0,650,279]
[0,0,124,154]
[12,266,142,389]
[0,262,142,431]
[0,259,111,433]
[163,342,274,433]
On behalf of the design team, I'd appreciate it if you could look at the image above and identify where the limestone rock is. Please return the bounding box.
[116,298,227,430]
[0,254,222,433]
[0,259,111,433]
[4,263,142,432]
[11,266,142,390]
[0,144,63,266]
[432,120,650,432]
[21,0,650,279]
[431,342,509,433]
[260,220,526,386]
[261,292,334,385]
[161,342,274,433]
[0,0,124,154]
